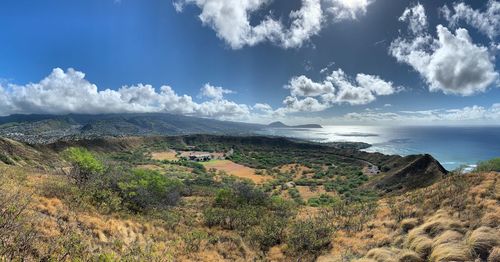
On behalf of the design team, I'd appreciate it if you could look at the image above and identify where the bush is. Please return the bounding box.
[63,147,104,186]
[248,215,287,251]
[182,230,208,253]
[286,217,333,257]
[307,194,341,207]
[475,158,500,172]
[118,168,183,212]
[0,153,15,165]
[214,182,267,209]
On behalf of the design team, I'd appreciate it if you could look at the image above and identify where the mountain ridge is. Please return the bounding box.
[268,121,322,128]
[0,113,265,144]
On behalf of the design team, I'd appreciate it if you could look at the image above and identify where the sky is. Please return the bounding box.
[0,0,499,125]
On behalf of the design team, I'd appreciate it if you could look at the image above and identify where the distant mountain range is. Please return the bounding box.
[0,113,266,144]
[0,114,326,144]
[267,121,322,128]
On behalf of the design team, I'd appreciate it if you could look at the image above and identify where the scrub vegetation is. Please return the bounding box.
[0,135,498,261]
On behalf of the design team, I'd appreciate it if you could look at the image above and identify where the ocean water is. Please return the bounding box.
[258,125,500,171]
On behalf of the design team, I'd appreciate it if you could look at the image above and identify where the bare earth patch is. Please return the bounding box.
[202,160,271,184]
[151,151,178,161]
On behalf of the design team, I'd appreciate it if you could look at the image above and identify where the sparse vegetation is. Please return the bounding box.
[475,157,500,172]
[0,136,498,261]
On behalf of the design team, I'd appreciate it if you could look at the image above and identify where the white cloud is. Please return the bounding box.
[200,83,234,99]
[324,0,372,22]
[253,103,273,113]
[278,68,398,112]
[341,103,500,124]
[0,68,249,119]
[441,0,500,40]
[355,73,397,95]
[175,0,372,49]
[280,96,328,113]
[325,69,398,105]
[390,4,499,96]
[286,75,334,96]
[399,3,427,35]
[281,0,323,48]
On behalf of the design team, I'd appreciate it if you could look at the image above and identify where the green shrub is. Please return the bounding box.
[269,196,296,217]
[307,194,341,207]
[118,168,183,212]
[248,215,287,251]
[182,230,208,252]
[286,217,333,257]
[63,147,104,186]
[0,153,15,165]
[288,188,304,204]
[475,158,500,172]
[214,182,267,209]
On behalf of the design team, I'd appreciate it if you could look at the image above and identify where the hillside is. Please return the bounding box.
[0,113,265,144]
[371,154,448,193]
[0,135,496,261]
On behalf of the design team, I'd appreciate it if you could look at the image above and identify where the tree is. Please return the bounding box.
[118,169,183,212]
[63,147,104,186]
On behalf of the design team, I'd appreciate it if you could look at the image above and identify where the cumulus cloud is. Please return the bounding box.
[398,2,427,35]
[278,68,399,112]
[342,103,500,124]
[324,0,372,22]
[200,83,234,99]
[0,68,249,119]
[174,0,372,49]
[280,96,328,113]
[253,103,273,113]
[441,0,500,40]
[286,75,334,96]
[390,4,499,96]
[282,0,323,48]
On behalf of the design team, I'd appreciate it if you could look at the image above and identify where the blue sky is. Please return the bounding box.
[0,0,499,125]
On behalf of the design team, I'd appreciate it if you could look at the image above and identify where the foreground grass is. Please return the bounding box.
[0,146,499,261]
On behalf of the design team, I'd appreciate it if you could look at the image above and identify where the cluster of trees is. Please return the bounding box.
[63,147,184,213]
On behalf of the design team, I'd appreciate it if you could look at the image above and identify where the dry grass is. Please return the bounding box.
[431,230,463,248]
[357,172,499,262]
[400,218,419,233]
[135,164,164,171]
[295,185,336,201]
[488,246,500,262]
[429,242,472,262]
[151,151,178,161]
[202,160,271,184]
[398,250,423,262]
[406,231,433,259]
[365,248,398,262]
[467,226,499,259]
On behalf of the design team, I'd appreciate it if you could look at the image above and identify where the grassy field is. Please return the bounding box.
[202,159,272,184]
[151,151,178,161]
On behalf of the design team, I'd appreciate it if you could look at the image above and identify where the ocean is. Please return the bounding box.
[258,125,500,171]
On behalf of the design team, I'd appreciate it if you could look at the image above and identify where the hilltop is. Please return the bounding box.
[268,121,323,128]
